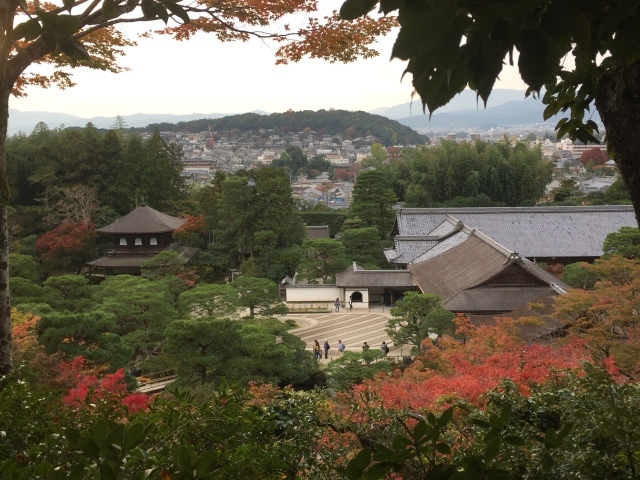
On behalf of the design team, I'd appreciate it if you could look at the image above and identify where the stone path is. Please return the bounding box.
[285,307,412,363]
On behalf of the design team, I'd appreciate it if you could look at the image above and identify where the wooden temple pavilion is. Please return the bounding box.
[85,204,199,276]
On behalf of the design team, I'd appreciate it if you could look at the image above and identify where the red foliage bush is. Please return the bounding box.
[58,356,148,413]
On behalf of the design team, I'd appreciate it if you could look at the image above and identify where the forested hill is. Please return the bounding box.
[142,109,428,145]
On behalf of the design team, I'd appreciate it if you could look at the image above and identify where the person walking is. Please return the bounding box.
[348,295,353,312]
[380,341,389,357]
[313,340,321,361]
[323,339,331,359]
[334,298,341,312]
[362,341,370,351]
[338,340,345,353]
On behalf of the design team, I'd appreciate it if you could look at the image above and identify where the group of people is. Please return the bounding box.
[313,339,346,360]
[362,341,390,356]
[334,297,353,312]
[313,339,390,360]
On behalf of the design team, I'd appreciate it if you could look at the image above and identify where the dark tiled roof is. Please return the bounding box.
[87,255,155,268]
[96,205,186,234]
[445,286,557,312]
[87,244,199,268]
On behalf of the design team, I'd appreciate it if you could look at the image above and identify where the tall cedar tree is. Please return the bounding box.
[349,169,397,239]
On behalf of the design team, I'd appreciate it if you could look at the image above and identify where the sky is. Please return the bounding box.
[9,11,528,118]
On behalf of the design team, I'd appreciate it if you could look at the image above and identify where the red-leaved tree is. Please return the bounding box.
[580,147,608,167]
[58,356,148,413]
[36,222,96,274]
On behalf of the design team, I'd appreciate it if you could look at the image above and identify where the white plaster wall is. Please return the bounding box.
[286,287,342,303]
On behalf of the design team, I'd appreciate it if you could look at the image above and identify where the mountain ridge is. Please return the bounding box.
[7,89,600,135]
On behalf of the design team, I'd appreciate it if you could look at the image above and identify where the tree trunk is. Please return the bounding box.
[0,81,11,375]
[595,60,640,228]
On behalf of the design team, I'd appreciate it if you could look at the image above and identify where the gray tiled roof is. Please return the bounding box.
[394,206,636,260]
[429,218,460,237]
[396,212,447,236]
[412,230,470,263]
[385,239,438,264]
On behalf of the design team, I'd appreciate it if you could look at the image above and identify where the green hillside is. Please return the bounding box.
[143,109,428,146]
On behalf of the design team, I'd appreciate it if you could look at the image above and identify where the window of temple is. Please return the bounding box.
[119,238,127,246]
[150,237,158,246]
[135,237,142,246]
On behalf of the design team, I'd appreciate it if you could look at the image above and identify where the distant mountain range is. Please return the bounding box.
[370,89,532,119]
[7,89,600,135]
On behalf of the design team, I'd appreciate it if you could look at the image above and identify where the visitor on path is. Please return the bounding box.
[313,340,321,361]
[381,341,389,357]
[324,339,331,359]
[348,295,353,311]
[338,340,345,353]
[334,298,341,312]
[362,341,370,351]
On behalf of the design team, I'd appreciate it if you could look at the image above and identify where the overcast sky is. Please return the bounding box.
[9,14,528,118]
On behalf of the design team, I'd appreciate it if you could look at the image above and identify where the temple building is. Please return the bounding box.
[385,205,637,267]
[85,204,199,276]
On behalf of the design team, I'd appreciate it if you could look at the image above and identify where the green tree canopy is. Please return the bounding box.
[8,253,40,283]
[42,274,95,312]
[177,283,237,319]
[602,227,640,260]
[324,350,391,391]
[164,317,315,385]
[298,239,350,284]
[231,276,287,319]
[338,227,386,268]
[387,292,455,351]
[93,275,178,367]
[214,168,304,274]
[36,310,132,371]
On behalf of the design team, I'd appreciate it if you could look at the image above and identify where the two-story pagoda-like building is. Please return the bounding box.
[86,204,198,276]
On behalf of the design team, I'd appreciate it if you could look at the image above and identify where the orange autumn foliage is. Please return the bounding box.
[352,318,590,412]
[554,255,640,378]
